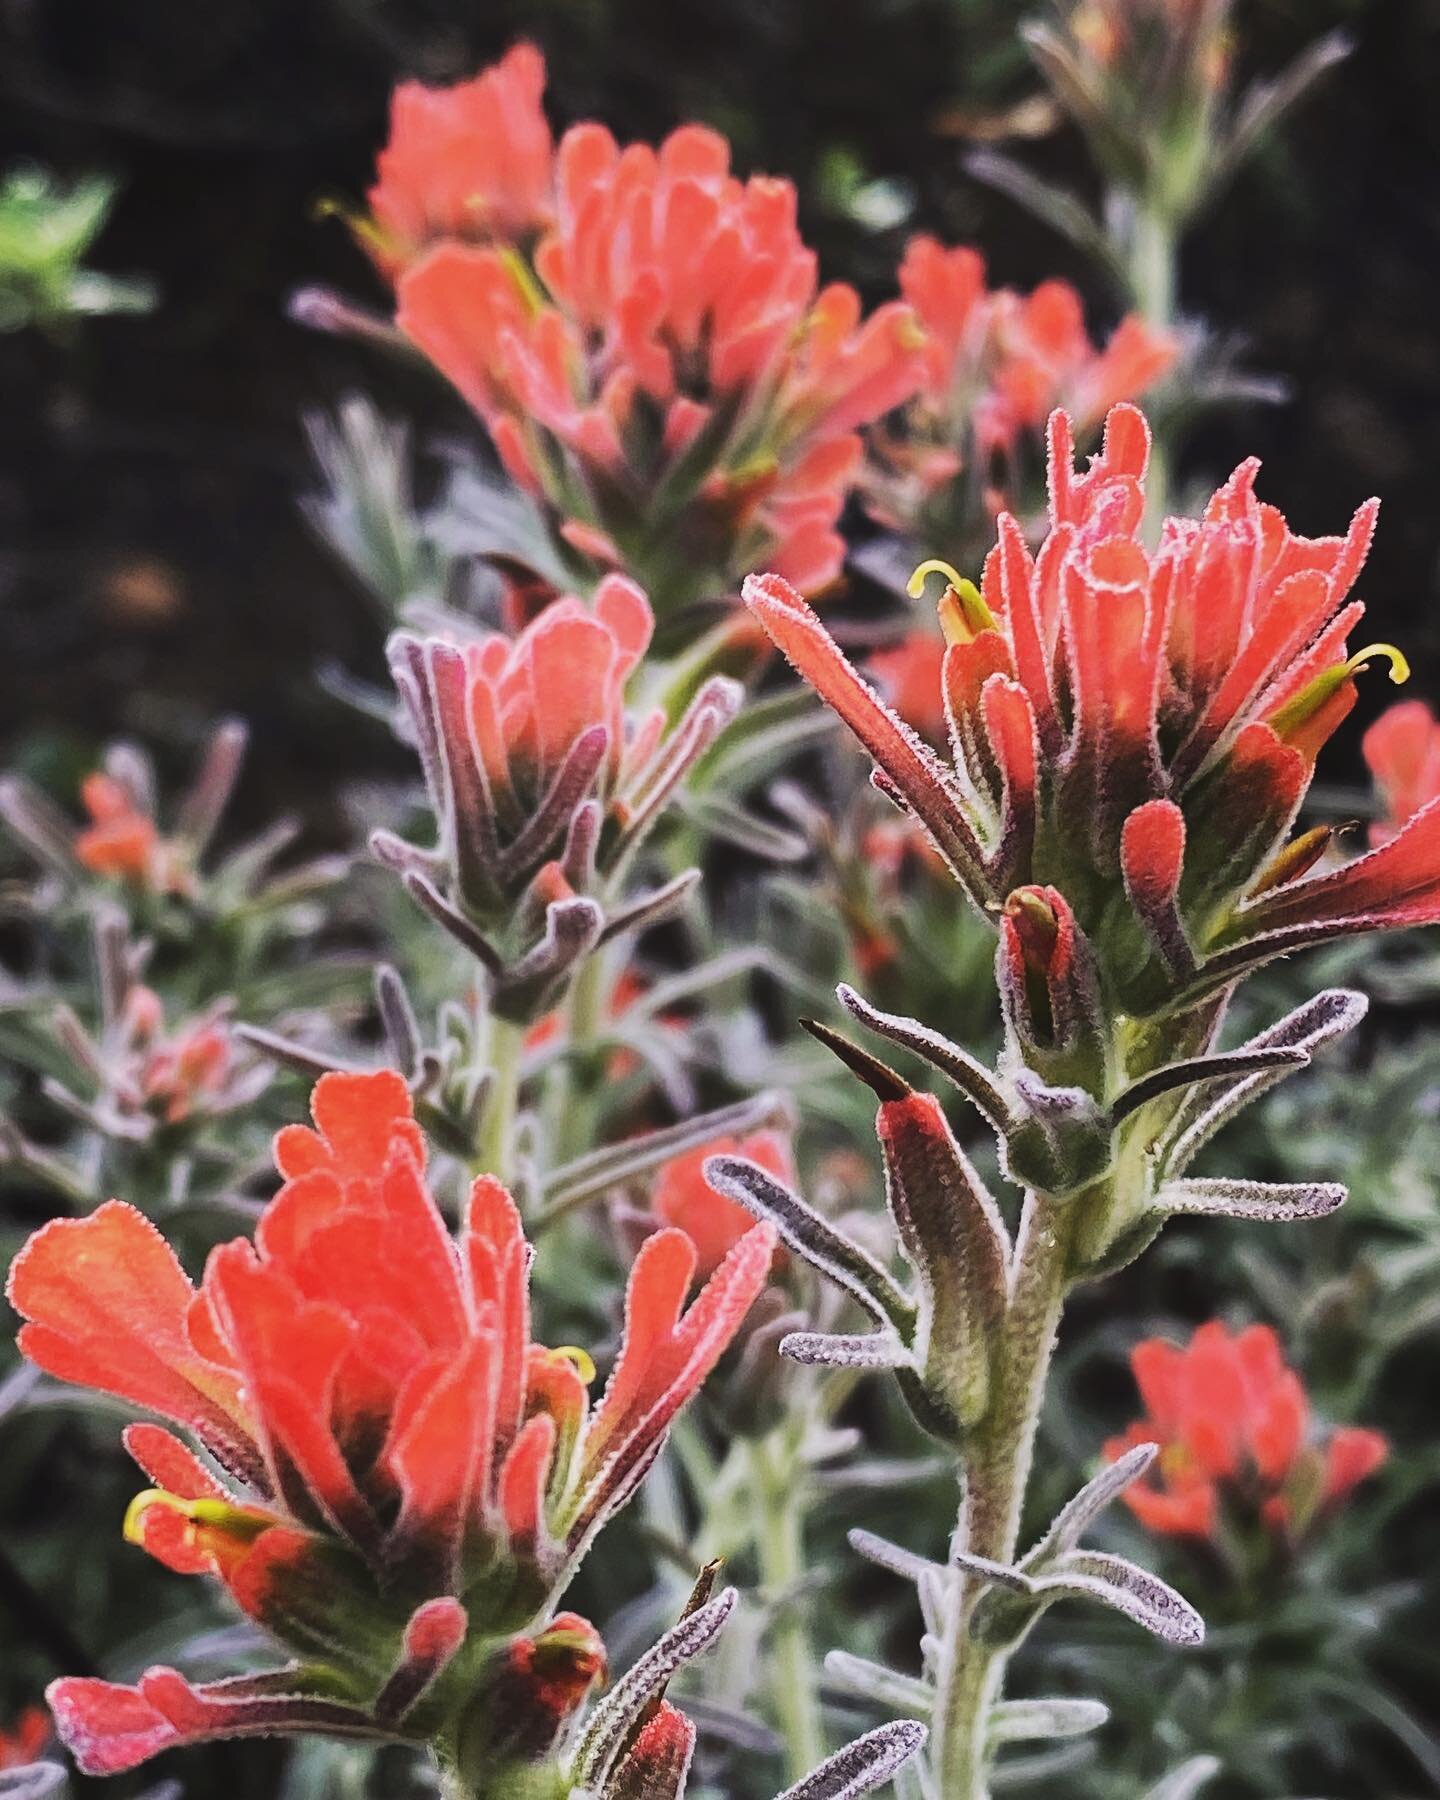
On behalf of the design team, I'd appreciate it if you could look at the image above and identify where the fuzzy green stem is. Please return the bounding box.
[476,1012,525,1182]
[929,1196,1073,1799]
[567,949,606,1051]
[752,1432,826,1784]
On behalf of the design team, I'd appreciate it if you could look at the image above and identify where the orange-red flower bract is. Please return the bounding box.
[74,771,186,894]
[384,48,925,623]
[8,1070,774,1775]
[377,579,739,1005]
[0,1706,48,1771]
[1363,698,1440,846]
[652,1128,794,1279]
[865,237,1175,542]
[1105,1321,1387,1542]
[746,404,1440,1013]
[366,43,554,277]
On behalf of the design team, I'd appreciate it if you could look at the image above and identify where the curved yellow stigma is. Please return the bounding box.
[907,559,967,601]
[1344,642,1410,685]
[551,1345,598,1384]
[123,1488,272,1551]
[907,560,996,644]
[1270,639,1412,746]
[123,1488,177,1546]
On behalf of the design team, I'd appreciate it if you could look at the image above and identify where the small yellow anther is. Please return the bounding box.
[499,247,550,319]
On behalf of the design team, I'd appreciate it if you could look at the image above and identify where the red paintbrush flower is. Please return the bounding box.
[376,579,738,1019]
[364,44,554,278]
[746,404,1440,1012]
[8,1070,774,1775]
[1104,1321,1387,1543]
[386,50,924,622]
[115,985,235,1127]
[865,237,1174,542]
[1363,698,1440,846]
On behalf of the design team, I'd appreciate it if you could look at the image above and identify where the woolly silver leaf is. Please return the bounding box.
[988,1698,1109,1743]
[1155,1176,1345,1223]
[1024,1442,1159,1565]
[772,1720,929,1800]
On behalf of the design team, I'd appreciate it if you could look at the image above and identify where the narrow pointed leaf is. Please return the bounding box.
[837,984,1012,1131]
[772,1720,928,1800]
[1154,1176,1345,1223]
[1162,988,1366,1174]
[598,869,701,944]
[705,1155,916,1333]
[988,1698,1108,1743]
[1038,1551,1204,1645]
[1111,1046,1309,1124]
[540,1093,790,1223]
[848,1529,947,1590]
[824,1652,933,1716]
[396,870,505,977]
[572,1589,737,1788]
[1025,1443,1158,1564]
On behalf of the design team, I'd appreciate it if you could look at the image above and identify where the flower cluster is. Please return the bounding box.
[353,46,925,626]
[8,1070,775,1778]
[747,404,1440,1022]
[375,576,738,1022]
[1106,1322,1387,1543]
[864,236,1174,546]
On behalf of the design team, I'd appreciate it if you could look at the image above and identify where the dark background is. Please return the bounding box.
[0,0,1436,811]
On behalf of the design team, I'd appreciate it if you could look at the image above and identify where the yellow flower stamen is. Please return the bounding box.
[499,247,550,320]
[122,1489,176,1546]
[311,196,397,263]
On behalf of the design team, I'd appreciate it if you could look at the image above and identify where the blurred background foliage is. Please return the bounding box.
[3,3,1440,1797]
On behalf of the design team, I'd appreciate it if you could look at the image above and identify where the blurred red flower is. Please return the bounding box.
[366,43,554,276]
[74,772,186,894]
[381,48,924,616]
[0,1707,48,1771]
[1105,1321,1387,1541]
[865,237,1174,540]
[1362,698,1440,846]
[652,1128,794,1278]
